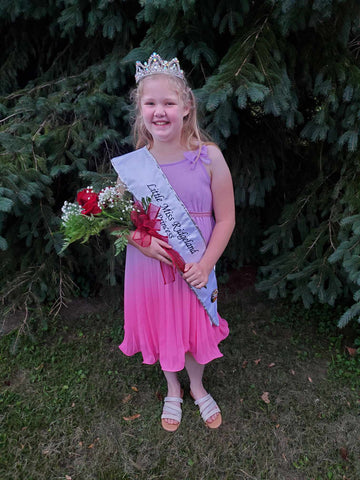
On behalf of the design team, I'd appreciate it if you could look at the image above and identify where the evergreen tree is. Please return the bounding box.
[1,0,360,328]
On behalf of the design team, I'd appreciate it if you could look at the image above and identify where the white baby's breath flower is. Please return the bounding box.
[61,202,82,223]
[98,186,121,209]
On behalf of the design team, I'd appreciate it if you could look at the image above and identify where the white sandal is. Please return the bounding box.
[161,395,183,432]
[193,393,222,429]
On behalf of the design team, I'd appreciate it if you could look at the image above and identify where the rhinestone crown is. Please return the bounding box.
[135,52,185,83]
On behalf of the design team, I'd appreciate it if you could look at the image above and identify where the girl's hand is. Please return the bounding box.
[131,235,174,266]
[183,262,210,289]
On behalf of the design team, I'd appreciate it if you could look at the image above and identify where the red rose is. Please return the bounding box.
[77,189,102,215]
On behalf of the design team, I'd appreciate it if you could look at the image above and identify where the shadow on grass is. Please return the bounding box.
[1,286,359,480]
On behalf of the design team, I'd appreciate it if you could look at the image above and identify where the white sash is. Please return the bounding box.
[111,146,219,326]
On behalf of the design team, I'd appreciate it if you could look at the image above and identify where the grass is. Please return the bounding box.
[1,288,360,480]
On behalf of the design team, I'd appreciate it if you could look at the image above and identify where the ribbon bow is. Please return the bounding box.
[131,201,185,283]
[184,145,211,170]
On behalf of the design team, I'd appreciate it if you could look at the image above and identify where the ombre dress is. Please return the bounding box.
[120,145,229,372]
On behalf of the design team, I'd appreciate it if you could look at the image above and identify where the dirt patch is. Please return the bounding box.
[0,293,121,336]
[58,296,114,321]
[0,310,26,336]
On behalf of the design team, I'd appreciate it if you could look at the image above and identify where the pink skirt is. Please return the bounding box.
[120,244,229,372]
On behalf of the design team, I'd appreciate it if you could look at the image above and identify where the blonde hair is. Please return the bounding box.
[130,74,211,151]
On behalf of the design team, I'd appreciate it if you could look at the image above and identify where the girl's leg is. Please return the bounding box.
[184,353,220,424]
[162,370,182,425]
[184,353,207,398]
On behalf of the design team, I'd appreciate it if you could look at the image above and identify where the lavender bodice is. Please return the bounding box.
[159,145,214,243]
[159,145,213,214]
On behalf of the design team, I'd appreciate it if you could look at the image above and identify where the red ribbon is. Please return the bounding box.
[131,201,185,283]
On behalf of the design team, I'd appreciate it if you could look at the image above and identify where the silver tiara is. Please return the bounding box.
[135,52,185,83]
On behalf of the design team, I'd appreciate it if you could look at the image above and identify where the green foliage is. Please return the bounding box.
[61,214,111,249]
[0,2,136,313]
[1,0,360,331]
[330,349,360,389]
[254,1,360,328]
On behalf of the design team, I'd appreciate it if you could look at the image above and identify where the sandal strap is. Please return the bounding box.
[161,396,183,422]
[194,393,220,422]
[164,396,183,403]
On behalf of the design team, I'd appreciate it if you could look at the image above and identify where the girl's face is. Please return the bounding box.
[140,75,190,146]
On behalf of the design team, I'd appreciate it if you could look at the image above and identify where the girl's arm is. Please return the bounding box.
[182,145,235,289]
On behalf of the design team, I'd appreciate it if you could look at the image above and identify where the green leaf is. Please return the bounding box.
[0,235,8,250]
[0,197,14,212]
[50,165,72,177]
[338,302,360,328]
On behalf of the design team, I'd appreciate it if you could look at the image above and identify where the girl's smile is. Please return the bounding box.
[140,75,189,145]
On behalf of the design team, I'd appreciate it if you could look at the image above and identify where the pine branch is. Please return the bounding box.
[235,16,270,77]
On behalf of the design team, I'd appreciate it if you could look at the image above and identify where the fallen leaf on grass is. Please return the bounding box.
[345,346,357,356]
[242,360,248,369]
[65,476,72,480]
[339,447,349,461]
[261,392,270,404]
[308,376,313,383]
[123,413,141,421]
[88,438,100,449]
[122,394,132,404]
[268,363,276,368]
[131,386,138,392]
[290,369,296,375]
[254,358,261,365]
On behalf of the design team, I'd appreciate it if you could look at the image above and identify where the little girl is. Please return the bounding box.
[112,52,235,431]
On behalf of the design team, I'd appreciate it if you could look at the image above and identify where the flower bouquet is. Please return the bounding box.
[60,185,186,280]
[60,185,139,256]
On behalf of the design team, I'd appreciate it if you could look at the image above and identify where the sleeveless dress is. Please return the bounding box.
[120,145,229,372]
